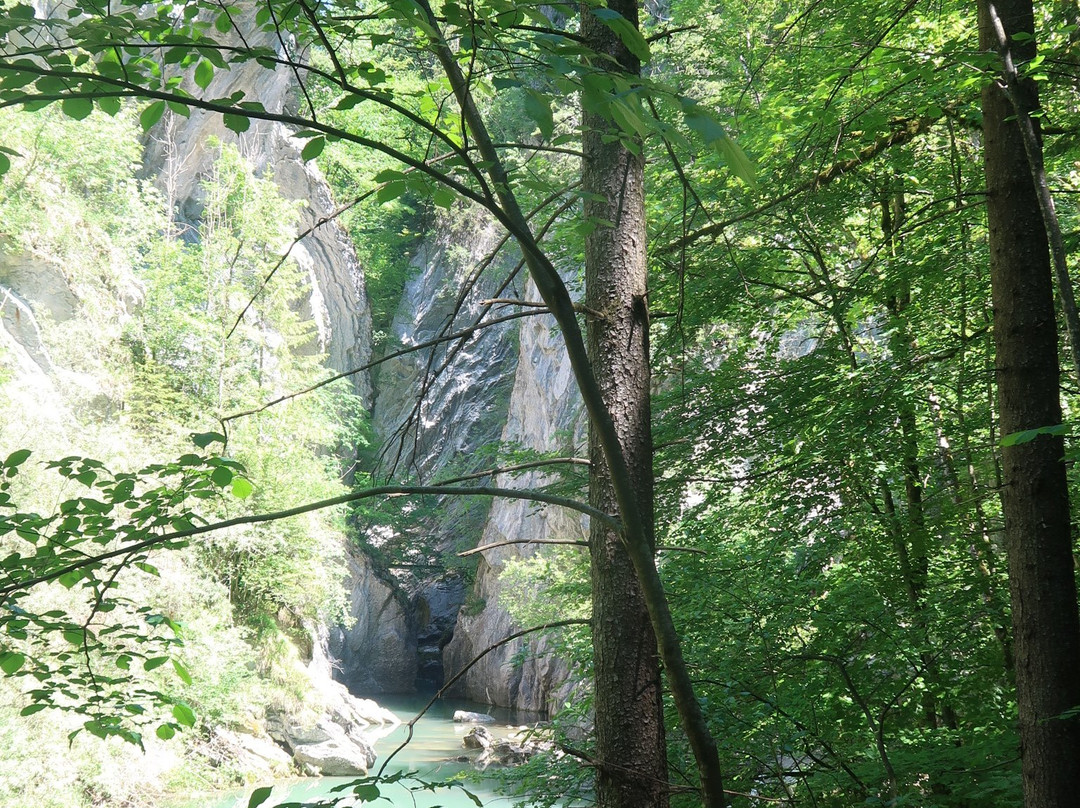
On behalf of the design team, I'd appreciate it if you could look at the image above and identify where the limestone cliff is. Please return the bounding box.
[328,544,418,695]
[441,278,584,713]
[140,16,372,401]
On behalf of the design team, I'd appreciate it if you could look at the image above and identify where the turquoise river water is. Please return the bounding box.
[190,697,539,808]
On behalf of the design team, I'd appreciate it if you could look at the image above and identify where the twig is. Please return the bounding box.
[0,486,619,596]
[458,539,587,556]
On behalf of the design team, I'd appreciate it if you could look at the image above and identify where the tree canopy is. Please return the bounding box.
[2,0,1080,806]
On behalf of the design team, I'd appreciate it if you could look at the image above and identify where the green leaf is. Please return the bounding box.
[377,180,407,203]
[0,652,25,674]
[156,724,176,740]
[4,449,31,468]
[143,656,170,671]
[231,477,253,499]
[140,100,166,131]
[61,97,94,120]
[681,102,757,188]
[353,784,381,802]
[248,786,274,808]
[210,466,233,487]
[134,561,159,577]
[194,59,214,90]
[334,93,364,111]
[172,658,193,685]
[20,703,47,716]
[0,153,9,177]
[1000,423,1069,446]
[523,89,554,139]
[172,702,196,727]
[301,136,326,161]
[215,10,234,33]
[57,570,83,589]
[62,629,84,645]
[591,8,650,62]
[191,431,226,448]
[432,187,456,209]
[223,113,251,133]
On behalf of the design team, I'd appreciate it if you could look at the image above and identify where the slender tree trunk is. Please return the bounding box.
[978,0,1080,803]
[581,1,669,805]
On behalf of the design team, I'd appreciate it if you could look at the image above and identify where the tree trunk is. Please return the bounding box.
[581,1,669,805]
[978,0,1080,803]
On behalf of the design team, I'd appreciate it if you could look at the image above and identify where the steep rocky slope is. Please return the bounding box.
[442,278,584,712]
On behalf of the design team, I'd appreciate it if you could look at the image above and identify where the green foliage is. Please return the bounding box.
[0,440,246,744]
[4,0,1080,805]
[0,93,362,805]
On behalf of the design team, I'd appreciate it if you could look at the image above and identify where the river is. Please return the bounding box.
[190,697,540,808]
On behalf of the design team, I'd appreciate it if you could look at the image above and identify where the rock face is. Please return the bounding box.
[441,278,584,713]
[414,574,466,692]
[140,13,371,401]
[371,211,518,480]
[337,210,520,695]
[0,249,81,375]
[0,249,94,432]
[329,544,418,695]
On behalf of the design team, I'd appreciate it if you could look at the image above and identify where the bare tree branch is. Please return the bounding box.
[0,485,618,597]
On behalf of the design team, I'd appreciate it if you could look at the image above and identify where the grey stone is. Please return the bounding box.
[292,737,376,776]
[462,725,494,749]
[330,545,418,694]
[442,277,584,714]
[454,710,497,724]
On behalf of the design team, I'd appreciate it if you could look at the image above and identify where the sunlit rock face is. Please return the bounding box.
[139,14,372,402]
[364,211,519,693]
[0,249,110,428]
[0,251,71,375]
[366,212,584,711]
[371,212,519,480]
[440,278,584,714]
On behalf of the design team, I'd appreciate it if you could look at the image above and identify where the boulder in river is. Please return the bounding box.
[267,715,377,776]
[462,726,494,749]
[476,741,532,768]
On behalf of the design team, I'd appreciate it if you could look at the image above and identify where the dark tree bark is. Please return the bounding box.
[978,0,1080,803]
[581,1,669,805]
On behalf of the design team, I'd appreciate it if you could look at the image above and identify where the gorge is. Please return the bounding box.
[4,0,1073,804]
[0,0,583,755]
